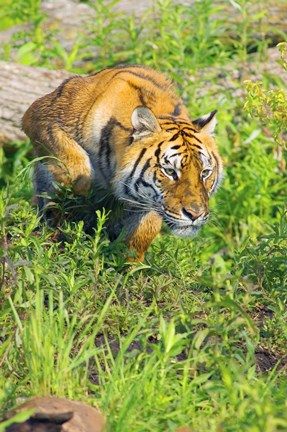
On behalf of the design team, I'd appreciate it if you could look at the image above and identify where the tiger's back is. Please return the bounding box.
[23,66,189,185]
[22,65,223,262]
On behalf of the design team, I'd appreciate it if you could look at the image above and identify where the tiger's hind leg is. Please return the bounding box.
[124,210,162,262]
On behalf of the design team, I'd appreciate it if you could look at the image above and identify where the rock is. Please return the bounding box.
[176,427,195,432]
[2,396,105,432]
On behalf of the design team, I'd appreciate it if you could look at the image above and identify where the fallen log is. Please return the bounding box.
[0,61,71,145]
[0,46,286,146]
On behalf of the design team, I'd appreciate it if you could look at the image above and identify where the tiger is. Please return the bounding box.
[22,65,223,262]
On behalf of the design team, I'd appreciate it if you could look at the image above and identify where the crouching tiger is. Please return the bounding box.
[22,65,223,262]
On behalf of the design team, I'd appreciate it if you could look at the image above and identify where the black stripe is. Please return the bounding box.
[211,152,220,185]
[183,132,202,143]
[170,144,181,150]
[51,76,78,104]
[155,141,165,163]
[164,155,170,165]
[127,81,146,105]
[138,158,151,180]
[133,157,154,194]
[153,171,158,185]
[168,153,180,159]
[158,115,176,122]
[171,102,182,116]
[210,176,217,194]
[190,150,205,161]
[158,116,192,124]
[181,154,189,167]
[113,118,133,132]
[134,178,158,196]
[159,121,177,126]
[169,131,181,141]
[174,119,194,124]
[166,128,179,132]
[181,126,198,133]
[98,117,132,177]
[124,183,139,201]
[89,67,110,77]
[129,148,147,179]
[187,143,203,151]
[90,64,158,79]
[126,81,158,107]
[113,64,155,72]
[112,69,165,90]
[99,118,115,176]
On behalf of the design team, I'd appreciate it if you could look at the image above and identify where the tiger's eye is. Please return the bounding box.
[164,167,178,180]
[201,168,212,179]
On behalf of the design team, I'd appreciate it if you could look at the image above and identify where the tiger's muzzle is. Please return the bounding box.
[162,203,209,237]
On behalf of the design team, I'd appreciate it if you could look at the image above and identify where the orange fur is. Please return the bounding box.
[22,65,223,262]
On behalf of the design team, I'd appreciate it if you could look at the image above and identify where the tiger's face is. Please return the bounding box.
[114,106,223,237]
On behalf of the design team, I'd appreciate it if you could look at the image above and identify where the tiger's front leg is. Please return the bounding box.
[34,126,94,196]
[124,210,162,262]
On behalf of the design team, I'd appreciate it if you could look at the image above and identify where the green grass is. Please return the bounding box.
[1,0,287,431]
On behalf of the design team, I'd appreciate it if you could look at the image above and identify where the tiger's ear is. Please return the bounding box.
[193,110,217,135]
[131,106,161,140]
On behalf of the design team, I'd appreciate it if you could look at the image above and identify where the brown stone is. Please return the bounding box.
[176,427,195,432]
[2,396,105,432]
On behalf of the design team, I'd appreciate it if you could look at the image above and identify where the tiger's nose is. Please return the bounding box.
[182,206,205,221]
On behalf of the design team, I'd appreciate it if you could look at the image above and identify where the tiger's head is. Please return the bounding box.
[114,106,223,237]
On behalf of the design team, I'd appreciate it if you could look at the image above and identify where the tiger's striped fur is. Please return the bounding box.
[22,65,223,262]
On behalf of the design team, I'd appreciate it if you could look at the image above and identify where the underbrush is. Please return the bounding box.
[0,1,287,431]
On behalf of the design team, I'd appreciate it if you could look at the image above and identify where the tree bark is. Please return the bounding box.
[0,61,71,145]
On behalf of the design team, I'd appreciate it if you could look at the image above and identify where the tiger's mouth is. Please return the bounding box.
[162,208,208,238]
[164,219,201,238]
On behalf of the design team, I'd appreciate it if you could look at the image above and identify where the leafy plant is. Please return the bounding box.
[244,43,287,146]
